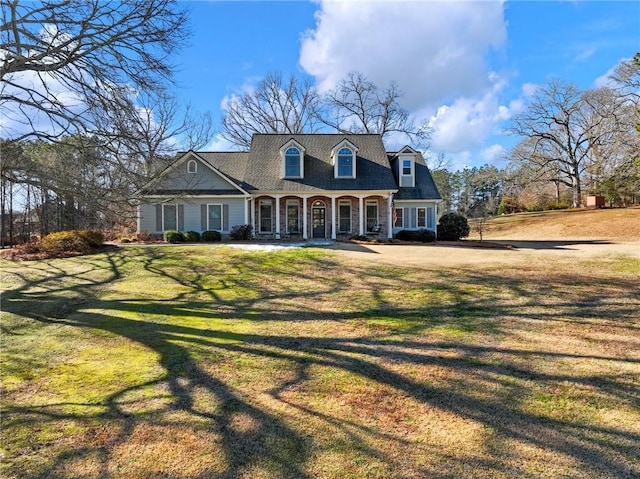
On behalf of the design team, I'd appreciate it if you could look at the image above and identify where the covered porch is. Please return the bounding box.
[248,192,395,240]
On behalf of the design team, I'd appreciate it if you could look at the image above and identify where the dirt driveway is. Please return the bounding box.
[325,239,640,269]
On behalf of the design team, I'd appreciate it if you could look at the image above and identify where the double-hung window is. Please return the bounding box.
[417,207,426,228]
[366,200,378,232]
[339,200,351,233]
[208,204,223,231]
[394,207,404,228]
[285,147,301,177]
[337,148,354,177]
[259,199,273,233]
[399,158,414,187]
[163,204,177,231]
[286,200,300,233]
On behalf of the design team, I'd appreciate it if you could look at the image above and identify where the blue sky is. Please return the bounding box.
[170,0,639,170]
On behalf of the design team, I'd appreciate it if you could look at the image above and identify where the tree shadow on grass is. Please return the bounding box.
[2,246,639,478]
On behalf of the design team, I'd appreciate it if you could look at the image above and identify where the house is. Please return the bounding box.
[137,134,441,240]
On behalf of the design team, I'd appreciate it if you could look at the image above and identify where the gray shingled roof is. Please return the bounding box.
[169,135,440,200]
[388,153,442,200]
[243,134,398,192]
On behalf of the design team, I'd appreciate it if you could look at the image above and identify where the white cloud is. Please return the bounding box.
[479,144,505,163]
[300,0,507,111]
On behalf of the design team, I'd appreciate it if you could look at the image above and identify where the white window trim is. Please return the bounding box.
[259,199,273,233]
[417,207,426,228]
[365,199,379,232]
[207,203,224,231]
[280,141,305,179]
[162,203,178,231]
[286,199,300,233]
[187,159,197,174]
[399,157,415,187]
[335,147,356,178]
[338,199,352,233]
[395,207,405,228]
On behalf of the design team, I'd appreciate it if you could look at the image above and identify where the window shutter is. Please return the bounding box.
[201,204,207,231]
[223,205,229,231]
[410,208,417,228]
[178,205,184,231]
[427,207,434,229]
[156,204,162,231]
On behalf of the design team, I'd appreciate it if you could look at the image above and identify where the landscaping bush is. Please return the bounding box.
[163,230,184,243]
[414,229,437,243]
[136,231,155,242]
[183,231,201,242]
[40,230,95,254]
[437,213,470,241]
[395,229,436,243]
[350,234,370,242]
[78,230,104,247]
[229,224,253,240]
[546,202,570,210]
[202,230,222,242]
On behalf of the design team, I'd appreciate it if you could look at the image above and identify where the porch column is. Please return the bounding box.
[250,198,256,238]
[358,196,364,235]
[387,193,393,239]
[331,196,337,240]
[244,197,250,225]
[275,195,282,238]
[302,196,308,239]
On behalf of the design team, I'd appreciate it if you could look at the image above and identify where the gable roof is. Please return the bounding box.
[242,134,398,192]
[388,151,442,200]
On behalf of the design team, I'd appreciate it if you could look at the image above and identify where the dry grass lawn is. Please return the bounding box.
[1,208,639,478]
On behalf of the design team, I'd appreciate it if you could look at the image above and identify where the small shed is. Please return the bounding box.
[586,195,605,208]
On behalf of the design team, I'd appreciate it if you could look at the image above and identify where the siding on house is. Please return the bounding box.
[150,157,242,193]
[392,201,438,234]
[138,197,246,234]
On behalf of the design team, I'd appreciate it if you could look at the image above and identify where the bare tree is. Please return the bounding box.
[1,0,189,142]
[220,72,322,149]
[507,80,631,207]
[320,71,430,146]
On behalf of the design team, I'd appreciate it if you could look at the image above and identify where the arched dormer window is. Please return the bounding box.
[336,147,355,178]
[285,147,302,177]
[280,140,305,178]
[187,159,197,174]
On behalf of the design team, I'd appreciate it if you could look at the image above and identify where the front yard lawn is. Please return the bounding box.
[1,245,639,478]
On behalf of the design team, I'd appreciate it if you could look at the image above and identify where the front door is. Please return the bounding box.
[312,202,326,238]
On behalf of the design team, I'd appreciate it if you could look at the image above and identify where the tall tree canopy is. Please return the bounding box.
[220,72,323,149]
[220,71,431,149]
[1,0,189,143]
[507,79,635,207]
[319,71,430,146]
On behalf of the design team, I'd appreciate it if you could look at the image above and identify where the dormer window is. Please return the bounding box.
[399,156,415,187]
[285,147,302,177]
[337,148,354,177]
[187,159,197,174]
[280,140,305,178]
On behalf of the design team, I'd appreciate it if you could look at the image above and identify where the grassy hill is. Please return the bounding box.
[468,206,640,241]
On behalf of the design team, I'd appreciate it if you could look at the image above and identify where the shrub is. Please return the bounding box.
[350,234,370,242]
[229,224,253,240]
[546,202,570,210]
[395,229,436,243]
[202,230,222,242]
[437,213,470,241]
[163,230,184,243]
[183,231,201,242]
[40,230,94,254]
[137,231,155,242]
[78,230,104,247]
[414,229,437,243]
